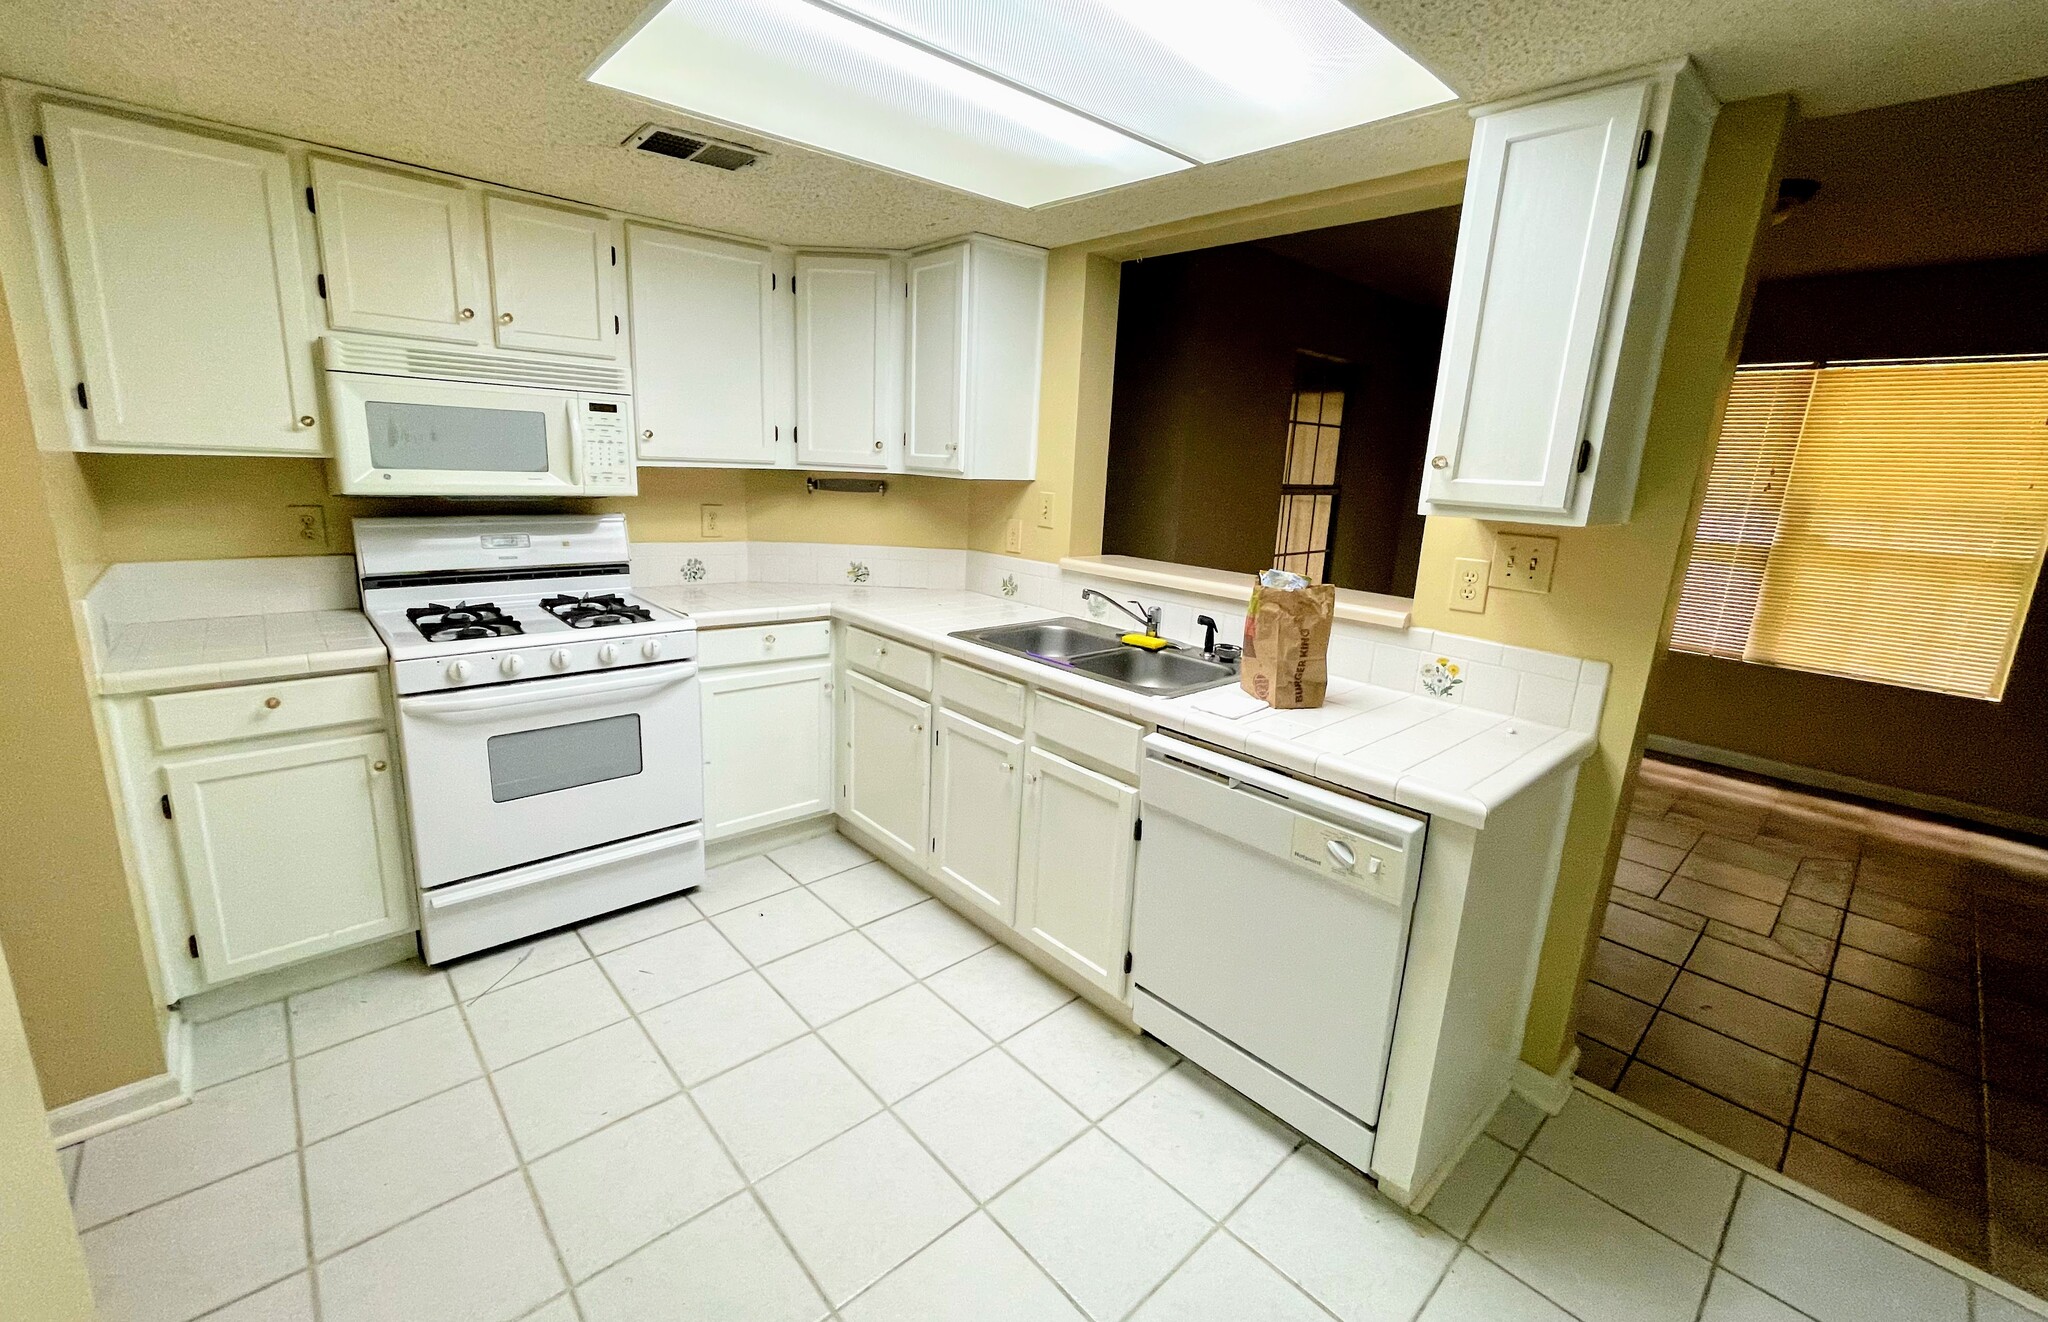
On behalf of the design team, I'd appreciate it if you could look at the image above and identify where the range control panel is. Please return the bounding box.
[1289,815,1405,906]
[577,395,637,494]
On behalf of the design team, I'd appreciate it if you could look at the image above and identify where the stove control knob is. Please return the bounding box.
[599,643,620,665]
[550,648,571,671]
[641,639,663,661]
[500,655,524,677]
[447,659,471,683]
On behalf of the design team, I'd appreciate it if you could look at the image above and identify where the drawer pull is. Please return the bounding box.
[263,697,281,710]
[764,634,776,646]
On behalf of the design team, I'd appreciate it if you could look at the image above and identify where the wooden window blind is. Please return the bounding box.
[1671,358,2048,700]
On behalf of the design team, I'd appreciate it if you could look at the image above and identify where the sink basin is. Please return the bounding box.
[959,618,1126,661]
[1066,647,1240,696]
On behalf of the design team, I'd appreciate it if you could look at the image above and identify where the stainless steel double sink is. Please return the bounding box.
[950,617,1240,698]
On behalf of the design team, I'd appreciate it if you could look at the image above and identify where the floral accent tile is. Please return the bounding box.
[846,561,870,584]
[682,557,707,583]
[1420,655,1465,699]
[1000,574,1019,598]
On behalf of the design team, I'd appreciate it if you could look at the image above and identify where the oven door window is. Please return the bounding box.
[487,714,642,802]
[366,401,551,473]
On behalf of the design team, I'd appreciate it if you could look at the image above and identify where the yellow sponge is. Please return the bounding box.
[1119,633,1172,650]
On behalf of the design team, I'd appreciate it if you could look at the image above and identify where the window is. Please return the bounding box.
[1672,358,2048,699]
[1274,357,1346,582]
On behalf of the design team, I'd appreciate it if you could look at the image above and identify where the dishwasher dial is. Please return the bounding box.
[1326,840,1356,871]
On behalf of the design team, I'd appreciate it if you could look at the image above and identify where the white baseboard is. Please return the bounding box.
[705,815,836,870]
[1513,1046,1580,1116]
[49,1022,192,1150]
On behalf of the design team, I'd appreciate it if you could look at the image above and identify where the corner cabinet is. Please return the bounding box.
[38,104,322,454]
[903,236,1045,480]
[1420,62,1717,525]
[794,252,898,470]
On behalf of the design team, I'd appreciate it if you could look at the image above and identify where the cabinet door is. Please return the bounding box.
[795,253,892,469]
[40,105,320,453]
[1423,78,1653,516]
[1016,747,1137,997]
[163,732,413,984]
[485,196,622,359]
[701,661,832,840]
[903,244,968,474]
[931,709,1023,922]
[842,671,929,863]
[627,225,780,464]
[309,157,487,344]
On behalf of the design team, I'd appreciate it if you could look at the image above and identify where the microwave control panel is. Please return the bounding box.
[577,395,637,494]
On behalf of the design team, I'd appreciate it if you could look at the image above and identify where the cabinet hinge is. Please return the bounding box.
[160,794,172,819]
[1133,818,1143,842]
[305,185,316,213]
[1576,437,1593,474]
[187,934,199,959]
[611,245,618,266]
[75,382,89,410]
[1636,130,1653,168]
[771,273,777,291]
[790,276,796,294]
[32,134,48,167]
[614,314,621,335]
[905,282,910,298]
[774,425,780,443]
[1123,951,1133,974]
[792,426,799,444]
[316,273,327,300]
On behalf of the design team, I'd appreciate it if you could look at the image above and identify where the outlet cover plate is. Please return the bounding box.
[1004,519,1024,554]
[1450,557,1489,613]
[1491,535,1558,593]
[700,504,726,539]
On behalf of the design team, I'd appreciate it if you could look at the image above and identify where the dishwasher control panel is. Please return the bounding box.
[1289,816,1405,906]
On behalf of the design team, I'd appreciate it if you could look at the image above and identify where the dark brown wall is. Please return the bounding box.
[1646,253,2048,823]
[1101,244,1442,596]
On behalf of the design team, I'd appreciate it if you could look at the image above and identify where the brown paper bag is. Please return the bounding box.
[1239,572,1335,709]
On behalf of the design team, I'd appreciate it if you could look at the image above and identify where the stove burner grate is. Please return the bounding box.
[540,593,655,630]
[406,601,523,643]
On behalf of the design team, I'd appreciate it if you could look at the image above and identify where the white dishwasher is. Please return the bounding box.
[1129,734,1425,1172]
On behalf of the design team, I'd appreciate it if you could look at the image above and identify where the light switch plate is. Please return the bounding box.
[1491,535,1558,593]
[1036,492,1056,530]
[700,504,726,539]
[1449,558,1489,613]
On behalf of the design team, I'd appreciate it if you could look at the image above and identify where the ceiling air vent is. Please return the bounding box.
[623,124,764,171]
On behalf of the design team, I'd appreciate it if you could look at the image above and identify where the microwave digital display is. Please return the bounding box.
[365,401,550,473]
[586,402,619,414]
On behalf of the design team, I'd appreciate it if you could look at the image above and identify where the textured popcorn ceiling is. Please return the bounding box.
[4,0,2046,249]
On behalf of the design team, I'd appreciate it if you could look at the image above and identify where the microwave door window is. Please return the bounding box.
[487,714,642,802]
[365,401,551,472]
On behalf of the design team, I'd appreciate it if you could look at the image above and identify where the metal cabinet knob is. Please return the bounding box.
[298,415,316,427]
[641,429,653,440]
[764,634,777,646]
[372,760,387,772]
[873,439,883,450]
[263,697,281,710]
[1430,455,1450,469]
[458,307,475,320]
[499,312,514,325]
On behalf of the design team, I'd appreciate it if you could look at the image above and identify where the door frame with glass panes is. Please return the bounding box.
[1273,353,1350,583]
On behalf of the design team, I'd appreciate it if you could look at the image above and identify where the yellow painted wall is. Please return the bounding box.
[0,275,166,1108]
[1408,97,1791,1073]
[0,938,97,1322]
[747,470,970,548]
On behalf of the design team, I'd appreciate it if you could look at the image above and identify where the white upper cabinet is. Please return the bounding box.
[310,156,487,345]
[484,196,623,360]
[1422,63,1717,525]
[905,236,1046,480]
[795,252,896,469]
[627,225,783,465]
[39,104,321,454]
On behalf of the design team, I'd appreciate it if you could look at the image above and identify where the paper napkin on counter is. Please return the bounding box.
[1186,687,1270,720]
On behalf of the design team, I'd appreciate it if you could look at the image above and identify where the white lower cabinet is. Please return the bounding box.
[700,660,833,840]
[930,708,1023,923]
[1015,745,1138,998]
[842,670,930,863]
[162,730,412,984]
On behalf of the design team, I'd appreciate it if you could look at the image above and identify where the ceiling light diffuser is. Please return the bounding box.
[590,0,1454,208]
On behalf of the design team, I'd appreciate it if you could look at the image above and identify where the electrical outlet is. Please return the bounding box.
[1036,492,1056,530]
[1004,519,1024,554]
[700,504,725,539]
[288,504,326,547]
[1491,535,1558,593]
[1449,557,1489,613]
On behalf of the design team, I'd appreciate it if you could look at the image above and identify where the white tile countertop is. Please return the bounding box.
[95,610,386,695]
[644,583,1601,829]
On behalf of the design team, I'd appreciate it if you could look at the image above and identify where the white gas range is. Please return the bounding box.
[355,514,705,964]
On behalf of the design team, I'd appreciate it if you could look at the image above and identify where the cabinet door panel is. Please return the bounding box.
[310,157,486,344]
[486,197,621,359]
[932,709,1022,922]
[41,105,320,453]
[164,732,413,984]
[1423,79,1651,515]
[627,226,778,464]
[702,661,832,840]
[903,245,967,473]
[795,253,892,469]
[842,671,929,863]
[1016,747,1136,997]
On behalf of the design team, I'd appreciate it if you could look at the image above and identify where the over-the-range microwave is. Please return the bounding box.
[322,336,637,498]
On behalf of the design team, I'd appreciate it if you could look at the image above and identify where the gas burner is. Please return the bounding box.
[541,593,655,630]
[406,601,523,643]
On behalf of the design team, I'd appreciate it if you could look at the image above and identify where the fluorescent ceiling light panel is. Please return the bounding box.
[590,0,1453,207]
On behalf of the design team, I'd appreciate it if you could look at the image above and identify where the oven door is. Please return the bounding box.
[327,370,582,497]
[396,661,703,887]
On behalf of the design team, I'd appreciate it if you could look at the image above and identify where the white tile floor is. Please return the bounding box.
[63,830,2048,1322]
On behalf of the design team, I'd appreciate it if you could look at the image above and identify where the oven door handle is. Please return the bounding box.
[402,661,697,720]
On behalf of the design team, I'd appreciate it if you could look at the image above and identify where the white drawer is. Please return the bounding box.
[149,671,385,751]
[937,659,1026,733]
[699,620,831,669]
[1031,691,1144,782]
[844,626,934,694]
